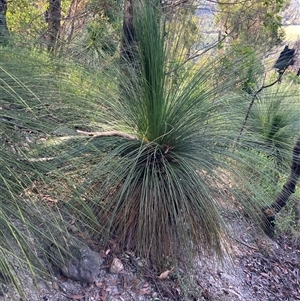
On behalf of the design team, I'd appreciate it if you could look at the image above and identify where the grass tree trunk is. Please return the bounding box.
[262,136,300,236]
[0,0,9,44]
[47,0,61,53]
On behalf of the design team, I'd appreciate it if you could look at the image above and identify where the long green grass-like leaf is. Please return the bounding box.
[82,139,222,263]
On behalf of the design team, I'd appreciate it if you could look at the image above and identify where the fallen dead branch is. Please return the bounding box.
[76,130,138,141]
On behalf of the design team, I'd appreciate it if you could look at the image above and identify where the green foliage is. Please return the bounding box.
[216,0,288,48]
[5,0,122,61]
[85,13,119,58]
[70,0,123,63]
[217,43,265,94]
[6,0,47,42]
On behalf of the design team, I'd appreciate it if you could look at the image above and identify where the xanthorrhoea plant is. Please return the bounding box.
[70,0,254,267]
[246,84,300,170]
[68,0,300,270]
[0,47,107,298]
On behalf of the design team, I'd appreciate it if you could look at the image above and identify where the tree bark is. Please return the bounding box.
[262,136,300,236]
[0,0,9,44]
[119,0,138,102]
[47,0,61,53]
[59,0,88,47]
[120,0,136,67]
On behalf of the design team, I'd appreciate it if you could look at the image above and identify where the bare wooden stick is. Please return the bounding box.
[76,130,138,141]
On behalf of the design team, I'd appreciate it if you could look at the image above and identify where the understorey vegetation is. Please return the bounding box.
[0,0,299,299]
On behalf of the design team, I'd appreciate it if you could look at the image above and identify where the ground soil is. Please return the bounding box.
[1,204,299,301]
[194,211,300,301]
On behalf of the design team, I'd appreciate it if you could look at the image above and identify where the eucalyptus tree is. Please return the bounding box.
[46,0,61,52]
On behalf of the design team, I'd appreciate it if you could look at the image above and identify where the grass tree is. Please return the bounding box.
[0,57,51,296]
[83,1,224,263]
[66,0,279,268]
[245,84,300,171]
[0,47,106,298]
[245,85,300,235]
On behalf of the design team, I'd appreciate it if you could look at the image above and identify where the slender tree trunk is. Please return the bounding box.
[46,0,61,53]
[119,0,138,101]
[120,0,136,67]
[0,0,9,44]
[60,0,87,46]
[262,136,300,236]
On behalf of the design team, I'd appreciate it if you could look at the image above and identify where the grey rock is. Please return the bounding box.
[60,247,103,284]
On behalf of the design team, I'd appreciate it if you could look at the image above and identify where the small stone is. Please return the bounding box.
[109,258,124,274]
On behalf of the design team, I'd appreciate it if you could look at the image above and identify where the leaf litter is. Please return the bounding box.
[1,176,300,300]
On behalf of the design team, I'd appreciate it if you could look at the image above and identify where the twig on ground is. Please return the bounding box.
[229,235,259,251]
[76,130,137,141]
